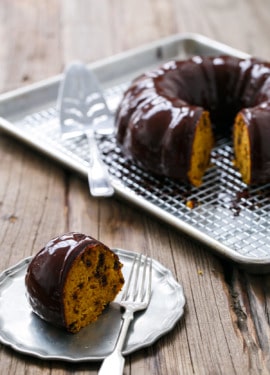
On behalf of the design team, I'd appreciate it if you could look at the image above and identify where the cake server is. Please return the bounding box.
[58,61,114,197]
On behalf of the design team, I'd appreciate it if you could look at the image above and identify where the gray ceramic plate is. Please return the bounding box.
[0,248,185,362]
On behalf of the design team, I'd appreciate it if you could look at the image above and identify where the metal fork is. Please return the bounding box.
[98,254,152,375]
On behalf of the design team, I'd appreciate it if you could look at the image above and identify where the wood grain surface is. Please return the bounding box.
[1,0,270,374]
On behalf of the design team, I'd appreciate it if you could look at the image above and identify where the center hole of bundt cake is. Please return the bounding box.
[160,69,247,137]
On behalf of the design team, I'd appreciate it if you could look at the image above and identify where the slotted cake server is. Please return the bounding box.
[58,61,114,197]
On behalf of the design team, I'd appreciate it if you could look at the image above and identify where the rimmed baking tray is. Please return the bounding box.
[1,32,270,273]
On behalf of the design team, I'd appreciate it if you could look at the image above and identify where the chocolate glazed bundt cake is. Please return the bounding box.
[115,55,270,186]
[25,232,124,333]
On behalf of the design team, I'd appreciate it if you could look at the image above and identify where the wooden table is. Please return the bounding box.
[1,1,270,374]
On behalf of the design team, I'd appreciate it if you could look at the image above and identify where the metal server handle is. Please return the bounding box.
[86,129,114,197]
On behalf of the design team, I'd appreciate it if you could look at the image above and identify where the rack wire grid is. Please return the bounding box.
[16,79,270,262]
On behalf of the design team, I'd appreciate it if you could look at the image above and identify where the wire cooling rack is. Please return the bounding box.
[15,80,270,267]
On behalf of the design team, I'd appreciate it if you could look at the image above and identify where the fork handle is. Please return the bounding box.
[86,132,114,197]
[98,310,134,375]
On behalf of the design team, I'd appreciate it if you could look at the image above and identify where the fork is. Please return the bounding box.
[98,254,152,375]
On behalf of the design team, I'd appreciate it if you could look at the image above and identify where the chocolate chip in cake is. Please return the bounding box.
[94,270,101,278]
[114,260,121,270]
[72,292,78,300]
[68,321,78,331]
[101,275,108,286]
[85,259,92,267]
[97,252,105,268]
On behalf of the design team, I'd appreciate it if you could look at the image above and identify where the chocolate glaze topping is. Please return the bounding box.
[116,55,270,184]
[242,103,270,183]
[25,232,114,328]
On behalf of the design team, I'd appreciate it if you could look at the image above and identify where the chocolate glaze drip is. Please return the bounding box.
[115,55,270,184]
[25,232,114,329]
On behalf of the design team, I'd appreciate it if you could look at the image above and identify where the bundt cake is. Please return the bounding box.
[115,55,270,186]
[25,232,124,333]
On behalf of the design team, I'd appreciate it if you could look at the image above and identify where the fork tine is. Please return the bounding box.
[121,254,152,303]
[146,257,152,303]
[138,256,147,301]
[132,254,142,300]
[121,254,139,301]
[139,257,152,303]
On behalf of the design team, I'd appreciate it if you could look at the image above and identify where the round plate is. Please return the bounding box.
[0,248,185,362]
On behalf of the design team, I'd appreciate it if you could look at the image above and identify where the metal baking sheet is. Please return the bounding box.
[0,32,270,273]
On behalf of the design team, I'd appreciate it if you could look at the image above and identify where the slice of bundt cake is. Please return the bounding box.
[25,232,124,333]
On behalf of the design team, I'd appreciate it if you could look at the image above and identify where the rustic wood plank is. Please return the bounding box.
[0,0,62,92]
[170,242,250,374]
[172,0,270,59]
[0,134,68,268]
[239,272,270,373]
[60,0,176,63]
[67,176,100,238]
